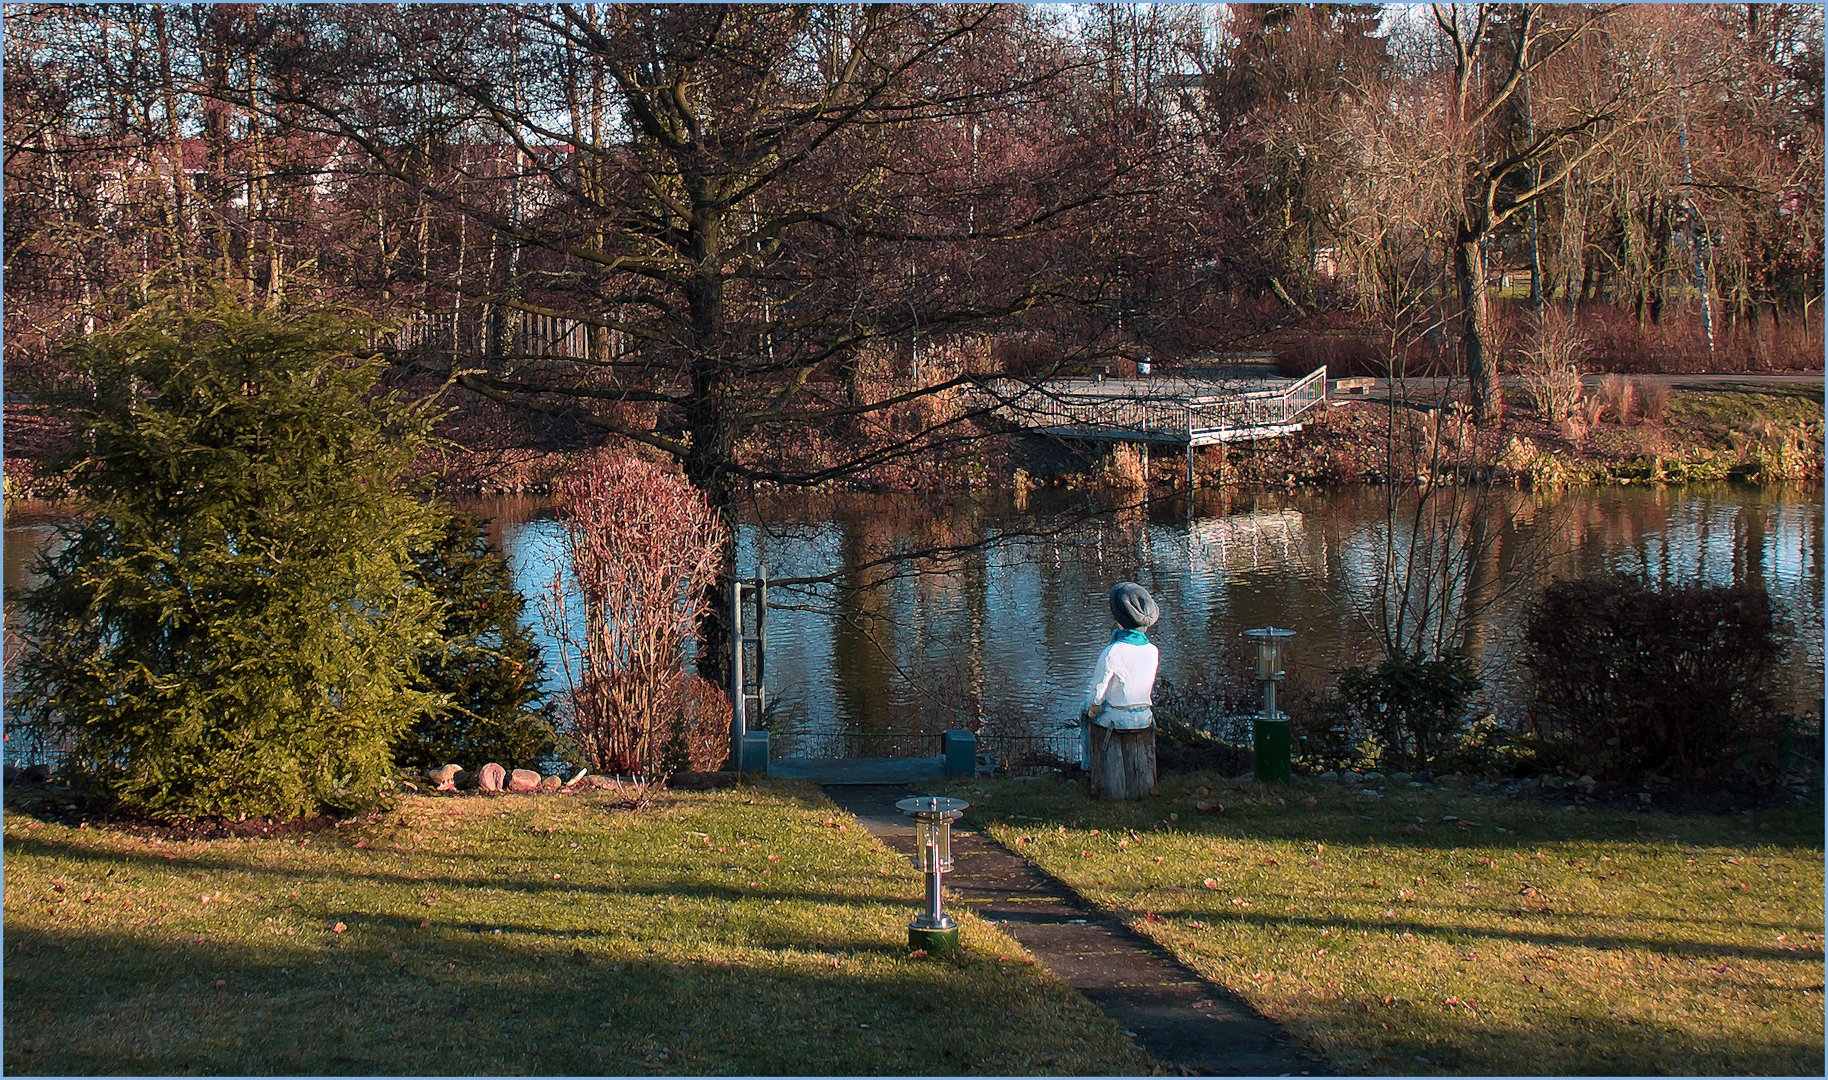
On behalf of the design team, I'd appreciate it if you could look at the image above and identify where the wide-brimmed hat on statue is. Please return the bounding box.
[1109,581,1159,630]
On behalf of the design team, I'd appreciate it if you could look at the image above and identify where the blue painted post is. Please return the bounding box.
[941,730,977,778]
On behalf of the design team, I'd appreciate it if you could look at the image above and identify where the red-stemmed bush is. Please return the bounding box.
[543,452,728,779]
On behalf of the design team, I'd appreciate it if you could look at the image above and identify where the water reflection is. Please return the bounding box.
[5,485,1821,759]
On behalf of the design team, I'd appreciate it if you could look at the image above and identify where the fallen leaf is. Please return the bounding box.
[332,922,347,933]
[1202,877,1220,890]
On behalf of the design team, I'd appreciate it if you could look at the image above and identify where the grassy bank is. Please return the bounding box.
[947,773,1825,1075]
[1166,384,1825,491]
[3,783,1155,1076]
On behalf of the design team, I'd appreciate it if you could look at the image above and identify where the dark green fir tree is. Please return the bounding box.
[400,511,554,771]
[15,291,446,821]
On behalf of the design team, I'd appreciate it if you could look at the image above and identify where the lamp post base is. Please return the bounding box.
[908,924,960,954]
[1253,716,1291,783]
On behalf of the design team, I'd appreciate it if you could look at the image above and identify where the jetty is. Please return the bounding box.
[978,366,1327,447]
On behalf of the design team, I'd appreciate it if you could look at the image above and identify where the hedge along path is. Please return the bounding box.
[2,784,1156,1076]
[824,783,1330,1076]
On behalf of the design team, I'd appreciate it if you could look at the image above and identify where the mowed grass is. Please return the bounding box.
[950,773,1824,1075]
[4,782,1155,1076]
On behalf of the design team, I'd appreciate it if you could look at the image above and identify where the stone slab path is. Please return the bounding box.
[822,784,1329,1077]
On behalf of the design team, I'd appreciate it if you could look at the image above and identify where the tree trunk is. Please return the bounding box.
[1088,723,1156,800]
[1455,233,1502,425]
[686,427,739,692]
[684,197,738,690]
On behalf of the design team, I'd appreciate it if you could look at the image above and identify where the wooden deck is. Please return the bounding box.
[979,367,1327,446]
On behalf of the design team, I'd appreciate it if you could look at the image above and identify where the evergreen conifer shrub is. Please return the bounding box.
[398,511,554,772]
[14,294,445,820]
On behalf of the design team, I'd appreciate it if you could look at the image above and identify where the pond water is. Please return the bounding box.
[6,483,1822,762]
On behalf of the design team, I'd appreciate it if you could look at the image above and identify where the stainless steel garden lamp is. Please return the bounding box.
[1243,626,1297,783]
[896,795,968,954]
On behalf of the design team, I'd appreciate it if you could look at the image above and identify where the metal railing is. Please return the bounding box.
[978,366,1326,443]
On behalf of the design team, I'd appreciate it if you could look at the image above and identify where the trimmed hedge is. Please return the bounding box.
[1522,574,1782,790]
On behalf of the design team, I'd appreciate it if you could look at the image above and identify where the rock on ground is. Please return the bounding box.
[507,768,541,793]
[539,775,563,793]
[478,762,507,793]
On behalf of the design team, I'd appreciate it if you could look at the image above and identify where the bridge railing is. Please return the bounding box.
[979,365,1327,441]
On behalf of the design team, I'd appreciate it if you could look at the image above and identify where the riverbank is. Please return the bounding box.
[1020,382,1824,493]
[6,383,1819,501]
[3,781,1154,1075]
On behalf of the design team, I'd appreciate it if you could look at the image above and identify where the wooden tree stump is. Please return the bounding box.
[1088,723,1156,800]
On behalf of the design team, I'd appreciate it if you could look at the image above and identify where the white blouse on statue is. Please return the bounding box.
[1082,637,1159,730]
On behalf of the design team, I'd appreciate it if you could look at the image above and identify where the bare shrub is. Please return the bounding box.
[1578,392,1606,429]
[1596,373,1636,424]
[1099,443,1149,491]
[1525,575,1781,791]
[1637,381,1671,424]
[671,675,733,773]
[544,452,728,779]
[1732,418,1816,482]
[1577,304,1824,375]
[1517,315,1588,425]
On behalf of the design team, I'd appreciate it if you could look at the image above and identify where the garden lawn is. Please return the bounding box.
[3,782,1156,1076]
[951,773,1825,1075]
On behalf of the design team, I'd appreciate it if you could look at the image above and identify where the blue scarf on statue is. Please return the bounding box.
[1111,627,1149,646]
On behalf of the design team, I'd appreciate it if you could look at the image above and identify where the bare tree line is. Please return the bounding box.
[6,2,1820,674]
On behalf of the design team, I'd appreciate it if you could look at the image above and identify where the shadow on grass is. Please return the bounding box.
[0,835,908,911]
[1130,904,1822,965]
[2,920,1114,1076]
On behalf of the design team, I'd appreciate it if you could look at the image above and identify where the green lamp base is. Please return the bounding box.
[908,924,960,955]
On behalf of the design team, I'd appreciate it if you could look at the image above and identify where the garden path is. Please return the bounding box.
[824,784,1330,1077]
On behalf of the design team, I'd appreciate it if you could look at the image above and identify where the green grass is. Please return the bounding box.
[946,773,1825,1075]
[3,783,1156,1076]
[1667,384,1823,440]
